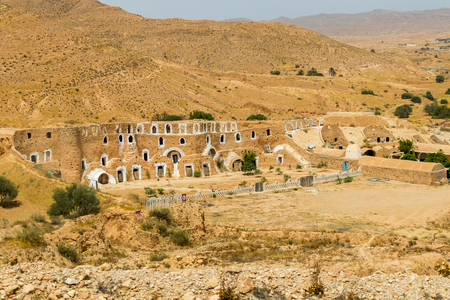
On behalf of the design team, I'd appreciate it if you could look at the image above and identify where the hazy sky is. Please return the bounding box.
[99,0,449,21]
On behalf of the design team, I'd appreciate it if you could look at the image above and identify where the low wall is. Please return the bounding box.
[360,165,446,185]
[309,153,359,170]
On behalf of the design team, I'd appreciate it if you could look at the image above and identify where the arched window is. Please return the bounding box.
[251,131,256,139]
[235,133,241,142]
[165,124,171,134]
[101,154,108,166]
[377,137,381,143]
[127,125,131,133]
[386,137,390,142]
[142,150,149,162]
[159,137,164,147]
[103,136,108,144]
[334,138,338,142]
[220,134,225,144]
[46,132,51,138]
[152,126,157,134]
[128,135,134,143]
[266,129,271,136]
[206,136,210,144]
[180,138,186,145]
[119,135,123,143]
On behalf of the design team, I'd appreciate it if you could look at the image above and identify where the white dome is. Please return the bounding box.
[345,144,362,159]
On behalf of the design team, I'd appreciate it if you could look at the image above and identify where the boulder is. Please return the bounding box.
[237,277,254,294]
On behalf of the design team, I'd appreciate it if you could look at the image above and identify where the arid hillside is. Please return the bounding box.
[0,0,436,128]
[271,8,450,37]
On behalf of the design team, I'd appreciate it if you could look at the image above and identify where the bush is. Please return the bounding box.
[283,174,291,182]
[361,90,375,95]
[432,105,450,119]
[169,228,190,246]
[435,262,450,277]
[401,93,413,99]
[57,244,78,263]
[400,153,418,161]
[336,178,342,184]
[411,96,421,104]
[241,150,257,173]
[194,170,201,178]
[269,166,274,172]
[246,114,267,121]
[436,75,445,83]
[398,139,414,154]
[47,183,99,217]
[317,161,328,168]
[296,164,302,170]
[306,68,323,76]
[260,177,268,184]
[445,88,450,95]
[441,99,449,105]
[270,70,280,75]
[141,219,153,231]
[425,91,435,101]
[50,216,62,225]
[424,150,450,167]
[343,176,353,183]
[0,176,19,208]
[161,114,183,121]
[15,227,45,244]
[297,70,304,75]
[144,187,157,198]
[375,110,381,115]
[423,103,439,115]
[30,214,46,223]
[157,188,165,195]
[394,104,412,118]
[189,110,214,121]
[254,169,262,175]
[149,252,169,261]
[150,208,172,223]
[155,222,168,236]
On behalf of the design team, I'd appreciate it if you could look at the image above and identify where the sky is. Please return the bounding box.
[98,0,449,21]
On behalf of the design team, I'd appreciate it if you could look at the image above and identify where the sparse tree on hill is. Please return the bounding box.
[394,104,412,118]
[436,75,445,83]
[0,176,18,208]
[48,183,99,217]
[241,150,257,173]
[328,68,336,77]
[423,103,439,115]
[398,139,414,154]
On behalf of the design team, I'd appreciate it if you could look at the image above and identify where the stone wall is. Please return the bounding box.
[321,124,349,147]
[363,126,395,144]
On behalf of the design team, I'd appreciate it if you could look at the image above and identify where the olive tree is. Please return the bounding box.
[0,176,18,208]
[48,183,99,217]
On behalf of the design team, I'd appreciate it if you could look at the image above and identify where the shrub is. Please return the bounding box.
[161,114,183,121]
[400,153,417,161]
[30,214,46,223]
[15,227,45,244]
[189,110,214,121]
[441,99,449,105]
[436,75,445,83]
[144,187,157,198]
[194,170,201,178]
[394,104,412,118]
[411,96,422,104]
[260,177,268,184]
[150,208,172,223]
[254,169,262,175]
[0,176,19,208]
[375,110,381,115]
[401,93,413,99]
[343,176,353,183]
[270,70,280,75]
[297,70,304,75]
[317,161,328,168]
[239,181,247,187]
[306,68,324,76]
[155,222,168,236]
[398,139,414,154]
[141,219,153,231]
[269,166,274,172]
[361,90,375,95]
[296,164,302,170]
[47,183,99,217]
[149,252,169,261]
[246,114,267,121]
[57,244,78,263]
[276,167,282,174]
[424,150,450,167]
[157,188,165,195]
[169,228,190,246]
[424,91,435,101]
[241,150,257,173]
[283,174,291,182]
[336,178,342,184]
[49,216,62,226]
[423,103,439,115]
[432,105,450,119]
[435,262,450,277]
[445,88,450,95]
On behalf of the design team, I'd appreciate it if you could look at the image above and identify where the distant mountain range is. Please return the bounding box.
[224,8,450,37]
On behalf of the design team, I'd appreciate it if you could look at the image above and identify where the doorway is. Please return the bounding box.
[203,164,210,176]
[117,170,124,183]
[99,173,109,184]
[186,166,193,177]
[157,166,164,177]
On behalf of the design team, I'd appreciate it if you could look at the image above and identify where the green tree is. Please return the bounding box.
[328,68,336,77]
[394,105,412,118]
[246,114,267,121]
[400,153,418,161]
[432,105,450,119]
[423,103,439,115]
[48,183,99,217]
[270,70,281,75]
[297,70,304,76]
[144,187,157,198]
[445,88,450,95]
[436,75,445,83]
[0,176,18,208]
[398,139,414,154]
[424,150,450,167]
[241,150,257,173]
[189,110,214,121]
[361,90,375,95]
[441,99,448,105]
[411,96,422,104]
[425,91,435,101]
[401,93,413,99]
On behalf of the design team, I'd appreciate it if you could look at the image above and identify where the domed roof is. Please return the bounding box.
[346,144,361,151]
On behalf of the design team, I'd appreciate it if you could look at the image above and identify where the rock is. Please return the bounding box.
[181,291,196,300]
[48,293,59,300]
[122,280,133,289]
[64,278,79,285]
[99,263,112,271]
[22,285,35,294]
[37,274,43,281]
[237,277,254,294]
[6,285,19,296]
[23,296,31,300]
[209,295,220,300]
[207,278,220,289]
[13,293,25,300]
[67,290,76,297]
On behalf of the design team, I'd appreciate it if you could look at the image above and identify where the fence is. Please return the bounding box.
[146,169,361,210]
[313,167,362,184]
